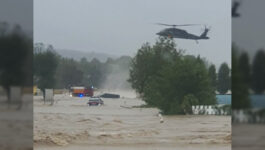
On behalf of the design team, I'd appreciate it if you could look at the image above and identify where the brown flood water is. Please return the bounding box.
[233,124,265,150]
[34,90,231,150]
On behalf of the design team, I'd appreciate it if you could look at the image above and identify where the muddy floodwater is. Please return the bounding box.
[0,95,33,150]
[233,124,265,150]
[34,90,231,150]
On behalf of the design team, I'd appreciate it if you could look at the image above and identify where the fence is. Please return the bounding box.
[232,109,265,124]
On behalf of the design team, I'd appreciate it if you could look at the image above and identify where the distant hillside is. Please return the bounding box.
[55,49,118,62]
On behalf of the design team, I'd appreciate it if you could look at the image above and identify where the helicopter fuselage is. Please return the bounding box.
[156,28,209,40]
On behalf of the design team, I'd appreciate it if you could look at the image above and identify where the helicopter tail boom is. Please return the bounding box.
[199,27,210,39]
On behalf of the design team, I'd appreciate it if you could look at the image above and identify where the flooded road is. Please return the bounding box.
[34,90,231,150]
[232,124,265,150]
[0,95,33,150]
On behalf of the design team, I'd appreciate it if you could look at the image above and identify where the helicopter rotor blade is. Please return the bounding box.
[156,23,201,27]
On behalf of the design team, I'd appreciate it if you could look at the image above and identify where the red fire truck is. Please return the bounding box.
[70,86,94,97]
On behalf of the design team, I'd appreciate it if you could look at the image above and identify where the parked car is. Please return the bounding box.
[87,97,104,106]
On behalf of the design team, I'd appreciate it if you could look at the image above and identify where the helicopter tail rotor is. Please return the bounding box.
[206,25,211,33]
[199,25,211,39]
[201,25,211,33]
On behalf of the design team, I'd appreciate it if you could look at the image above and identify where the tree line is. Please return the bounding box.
[33,43,132,93]
[128,37,230,115]
[208,63,231,95]
[235,45,265,94]
[232,44,265,109]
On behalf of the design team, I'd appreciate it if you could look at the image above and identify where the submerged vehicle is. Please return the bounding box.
[88,97,104,106]
[99,93,120,98]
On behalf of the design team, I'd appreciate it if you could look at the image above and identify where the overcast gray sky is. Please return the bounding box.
[233,0,265,59]
[0,0,32,32]
[34,0,231,68]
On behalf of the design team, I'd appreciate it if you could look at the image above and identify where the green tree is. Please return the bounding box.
[34,45,59,96]
[129,37,216,114]
[0,23,32,104]
[88,58,105,87]
[143,56,216,114]
[79,57,92,87]
[181,94,199,114]
[128,43,154,94]
[208,64,217,90]
[251,49,265,94]
[128,37,181,95]
[55,58,84,89]
[217,63,230,94]
[232,45,250,109]
[238,52,251,86]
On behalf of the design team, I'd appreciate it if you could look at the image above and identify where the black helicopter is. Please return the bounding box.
[156,23,210,43]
